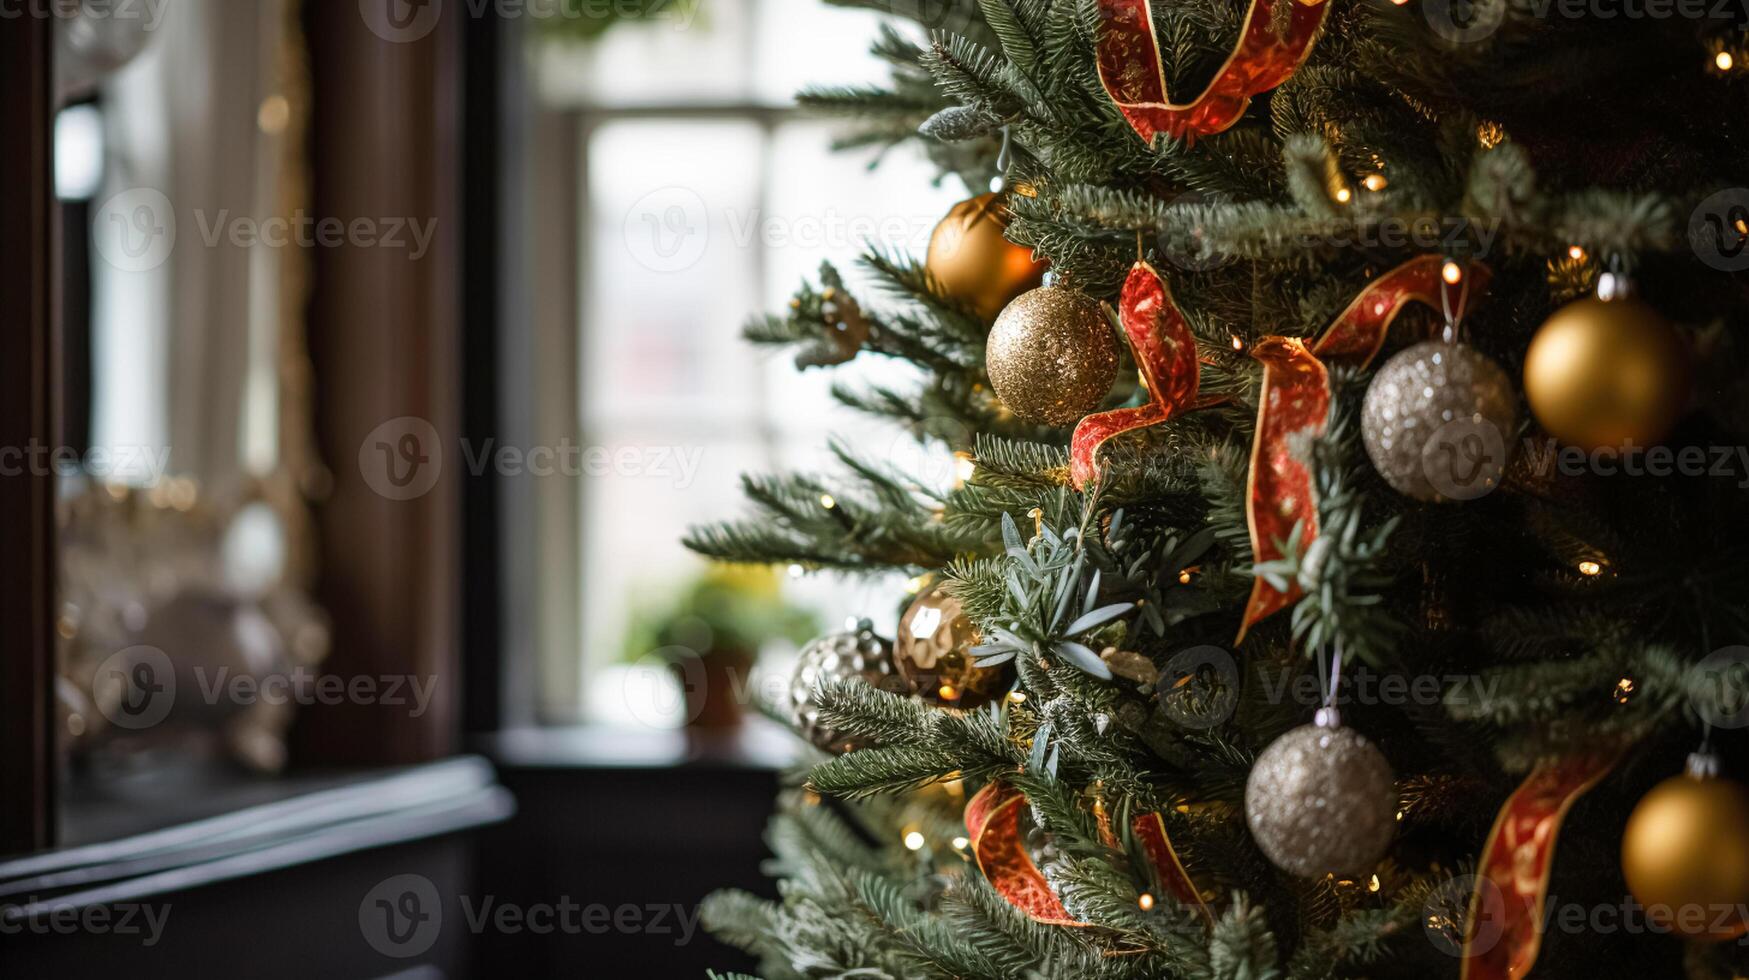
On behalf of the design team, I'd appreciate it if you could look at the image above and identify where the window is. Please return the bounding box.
[517,0,969,725]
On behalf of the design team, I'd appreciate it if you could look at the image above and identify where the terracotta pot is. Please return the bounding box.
[670,647,754,729]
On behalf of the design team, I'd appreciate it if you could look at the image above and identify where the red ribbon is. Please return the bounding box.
[1461,754,1618,980]
[1070,262,1213,489]
[1095,0,1331,144]
[966,780,1211,927]
[1236,256,1492,641]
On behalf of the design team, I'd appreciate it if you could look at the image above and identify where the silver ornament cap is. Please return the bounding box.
[1361,341,1516,503]
[1245,722,1396,877]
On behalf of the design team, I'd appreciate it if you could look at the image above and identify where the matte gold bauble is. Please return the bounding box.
[986,286,1120,426]
[1621,758,1749,942]
[896,583,1008,709]
[925,193,1047,323]
[1524,291,1690,451]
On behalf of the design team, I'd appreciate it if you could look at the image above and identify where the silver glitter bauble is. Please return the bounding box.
[788,622,900,754]
[1361,341,1516,503]
[1245,723,1396,877]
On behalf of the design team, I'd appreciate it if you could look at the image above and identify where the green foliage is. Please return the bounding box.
[687,0,1749,976]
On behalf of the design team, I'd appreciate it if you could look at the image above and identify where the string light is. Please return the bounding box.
[1368,874,1382,893]
[819,493,837,510]
[1614,677,1636,704]
[1178,570,1193,585]
[1441,261,1464,285]
[1718,51,1736,71]
[1578,560,1603,577]
[1230,334,1244,351]
[1334,187,1353,204]
[904,830,926,851]
[951,836,970,851]
[1567,245,1587,262]
[1362,173,1387,192]
[1006,690,1028,704]
[938,683,961,702]
[1137,893,1156,911]
[787,563,805,579]
[953,451,977,485]
[1476,121,1506,149]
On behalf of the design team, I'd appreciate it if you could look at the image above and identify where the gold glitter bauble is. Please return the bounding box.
[1524,294,1690,450]
[1622,762,1749,941]
[1244,723,1396,877]
[986,286,1119,426]
[896,583,1008,709]
[925,193,1047,323]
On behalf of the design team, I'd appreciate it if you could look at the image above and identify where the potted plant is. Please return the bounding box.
[621,565,819,729]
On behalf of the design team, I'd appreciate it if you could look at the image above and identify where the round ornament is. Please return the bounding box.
[788,622,899,754]
[925,193,1047,323]
[1361,340,1516,502]
[1524,275,1690,451]
[986,286,1120,426]
[1245,721,1396,877]
[897,583,1009,709]
[1621,753,1749,941]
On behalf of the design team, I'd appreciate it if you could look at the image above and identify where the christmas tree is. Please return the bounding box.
[685,1,1749,976]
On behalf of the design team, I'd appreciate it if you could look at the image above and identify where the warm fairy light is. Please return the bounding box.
[787,563,805,579]
[1178,570,1193,585]
[819,494,837,509]
[1614,677,1636,703]
[1476,121,1506,149]
[1334,187,1353,204]
[1441,261,1464,285]
[939,683,961,702]
[904,830,926,851]
[1007,691,1028,704]
[951,836,970,851]
[1362,174,1387,192]
[1567,245,1587,261]
[1395,810,1406,822]
[953,451,977,484]
[1718,51,1736,71]
[1137,893,1156,911]
[1578,560,1603,576]
[1230,334,1244,351]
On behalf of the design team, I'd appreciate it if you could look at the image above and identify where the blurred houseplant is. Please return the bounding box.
[621,565,818,729]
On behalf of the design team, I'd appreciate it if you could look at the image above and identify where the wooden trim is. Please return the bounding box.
[298,1,464,764]
[0,14,58,855]
[0,757,510,913]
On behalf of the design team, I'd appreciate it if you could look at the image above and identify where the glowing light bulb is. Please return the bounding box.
[904,831,926,851]
[819,494,837,509]
[1334,187,1352,204]
[1718,51,1735,71]
[1362,173,1387,192]
[1567,245,1586,261]
[1138,893,1156,911]
[1007,691,1027,704]
[1578,560,1603,577]
[1441,261,1463,285]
